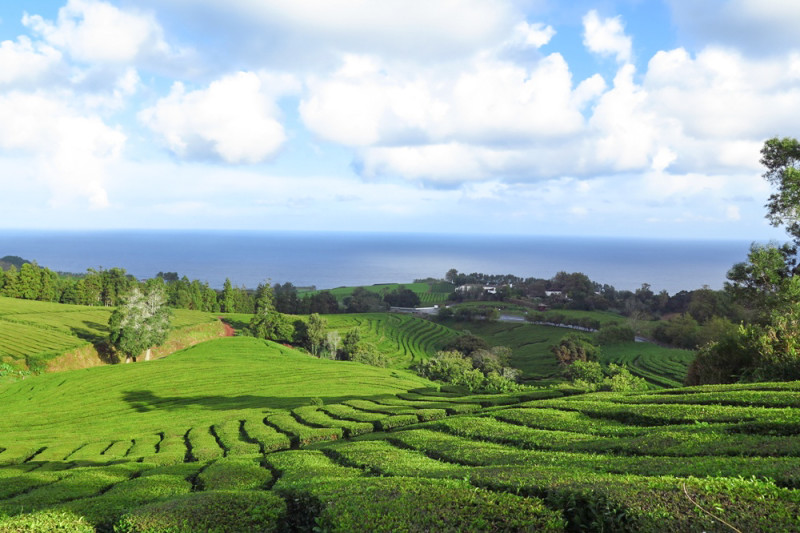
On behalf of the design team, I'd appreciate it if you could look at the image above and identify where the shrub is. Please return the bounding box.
[564,360,604,385]
[0,510,94,533]
[552,334,599,366]
[115,490,286,533]
[197,457,272,491]
[597,324,635,345]
[600,364,649,392]
[279,477,565,532]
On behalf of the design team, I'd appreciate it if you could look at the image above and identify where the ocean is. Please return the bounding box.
[0,230,757,294]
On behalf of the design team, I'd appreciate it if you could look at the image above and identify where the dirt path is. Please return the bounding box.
[219,318,236,337]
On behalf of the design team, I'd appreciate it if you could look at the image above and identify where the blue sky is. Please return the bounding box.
[0,0,798,239]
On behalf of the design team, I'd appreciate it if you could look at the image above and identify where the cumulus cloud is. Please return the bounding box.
[302,52,597,150]
[0,91,125,208]
[140,71,298,164]
[0,36,62,86]
[22,0,170,64]
[582,10,632,64]
[507,21,556,49]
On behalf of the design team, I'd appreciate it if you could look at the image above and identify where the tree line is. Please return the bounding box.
[0,261,423,317]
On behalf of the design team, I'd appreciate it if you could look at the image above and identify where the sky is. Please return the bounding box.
[0,0,798,239]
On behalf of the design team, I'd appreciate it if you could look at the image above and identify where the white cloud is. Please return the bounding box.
[162,0,519,62]
[582,10,632,64]
[301,52,593,152]
[140,71,298,164]
[0,36,61,85]
[359,143,509,183]
[508,21,556,49]
[645,47,800,141]
[23,0,170,64]
[589,64,658,171]
[667,0,800,56]
[0,91,125,208]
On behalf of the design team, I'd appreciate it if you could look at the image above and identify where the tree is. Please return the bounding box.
[551,333,599,367]
[306,313,327,356]
[444,333,489,356]
[249,284,294,343]
[761,136,800,241]
[340,328,363,360]
[687,137,800,384]
[383,286,420,308]
[108,286,171,363]
[220,278,236,313]
[325,330,341,359]
[344,287,386,313]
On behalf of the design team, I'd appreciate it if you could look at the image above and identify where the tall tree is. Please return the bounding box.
[220,278,236,313]
[305,313,327,356]
[249,284,294,342]
[688,137,800,384]
[760,136,800,241]
[108,286,171,363]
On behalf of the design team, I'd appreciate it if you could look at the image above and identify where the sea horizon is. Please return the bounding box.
[0,229,760,294]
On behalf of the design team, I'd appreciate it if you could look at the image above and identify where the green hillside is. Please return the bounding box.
[312,281,454,306]
[0,340,798,531]
[324,313,460,366]
[0,296,223,373]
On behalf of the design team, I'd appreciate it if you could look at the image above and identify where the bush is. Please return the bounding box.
[197,457,273,491]
[444,333,490,356]
[564,360,604,385]
[0,510,94,533]
[116,490,286,533]
[551,334,599,366]
[279,477,565,532]
[600,364,649,392]
[349,348,388,368]
[564,361,648,392]
[597,324,635,344]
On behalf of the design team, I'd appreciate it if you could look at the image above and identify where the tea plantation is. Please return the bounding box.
[0,296,225,374]
[0,334,799,532]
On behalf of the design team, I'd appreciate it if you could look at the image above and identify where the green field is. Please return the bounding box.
[313,281,454,307]
[0,296,221,373]
[0,338,798,532]
[528,308,627,327]
[448,320,693,387]
[323,313,460,366]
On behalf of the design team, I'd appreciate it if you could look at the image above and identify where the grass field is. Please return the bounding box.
[312,281,454,307]
[323,313,460,366]
[447,319,693,387]
[0,338,798,532]
[0,297,223,373]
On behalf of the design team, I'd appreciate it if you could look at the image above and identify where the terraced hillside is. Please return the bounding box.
[0,296,223,372]
[0,336,798,532]
[325,313,460,366]
[451,320,693,387]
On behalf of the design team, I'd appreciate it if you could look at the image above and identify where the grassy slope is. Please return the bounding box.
[0,297,222,372]
[0,337,431,446]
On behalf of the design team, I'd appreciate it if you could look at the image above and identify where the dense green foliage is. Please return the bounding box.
[108,286,171,363]
[1,333,799,531]
[687,137,800,384]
